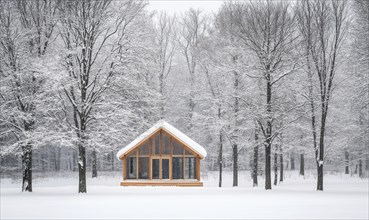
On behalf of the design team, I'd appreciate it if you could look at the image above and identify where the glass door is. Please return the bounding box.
[152,158,160,179]
[162,159,169,179]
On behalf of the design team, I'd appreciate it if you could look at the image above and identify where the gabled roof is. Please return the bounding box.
[116,120,207,160]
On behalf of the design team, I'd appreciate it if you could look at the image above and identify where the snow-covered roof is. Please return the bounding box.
[116,120,207,160]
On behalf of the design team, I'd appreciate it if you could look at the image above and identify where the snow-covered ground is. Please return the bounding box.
[1,171,368,219]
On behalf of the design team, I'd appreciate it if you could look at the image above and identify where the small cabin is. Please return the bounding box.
[116,121,207,187]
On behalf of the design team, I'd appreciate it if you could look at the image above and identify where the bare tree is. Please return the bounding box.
[57,0,145,193]
[0,0,59,192]
[227,0,298,190]
[154,12,176,120]
[296,0,348,190]
[177,9,208,131]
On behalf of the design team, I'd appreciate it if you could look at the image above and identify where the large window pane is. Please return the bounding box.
[138,141,149,156]
[126,150,137,179]
[152,133,160,155]
[162,159,169,179]
[162,133,170,155]
[172,140,183,155]
[152,159,160,179]
[172,157,183,179]
[185,157,196,179]
[138,157,149,179]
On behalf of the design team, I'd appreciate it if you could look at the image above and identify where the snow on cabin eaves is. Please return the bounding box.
[116,120,207,160]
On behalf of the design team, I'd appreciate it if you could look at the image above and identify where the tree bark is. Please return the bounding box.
[218,129,223,188]
[290,153,295,170]
[345,150,349,174]
[265,78,272,190]
[78,142,87,193]
[233,144,238,187]
[21,143,32,192]
[253,128,259,187]
[92,149,97,178]
[279,150,283,182]
[273,145,278,185]
[300,153,305,176]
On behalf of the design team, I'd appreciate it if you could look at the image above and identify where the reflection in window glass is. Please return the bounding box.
[172,157,183,179]
[139,141,149,156]
[138,157,149,179]
[172,140,183,155]
[162,159,169,179]
[185,150,194,155]
[153,133,160,155]
[126,157,136,179]
[162,133,170,154]
[152,159,160,179]
[185,157,196,179]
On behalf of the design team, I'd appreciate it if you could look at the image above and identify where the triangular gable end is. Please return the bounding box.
[116,121,207,160]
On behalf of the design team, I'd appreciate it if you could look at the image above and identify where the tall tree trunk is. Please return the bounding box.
[273,145,278,186]
[345,150,349,174]
[265,78,272,190]
[233,144,238,187]
[22,143,32,192]
[78,139,87,193]
[359,151,363,178]
[92,149,97,178]
[279,149,283,182]
[233,66,239,187]
[111,151,115,171]
[290,153,295,170]
[253,127,259,187]
[300,153,305,176]
[218,129,223,188]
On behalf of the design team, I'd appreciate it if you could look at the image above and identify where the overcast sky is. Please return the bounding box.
[147,0,225,15]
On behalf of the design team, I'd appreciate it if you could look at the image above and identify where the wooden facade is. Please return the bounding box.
[118,128,204,187]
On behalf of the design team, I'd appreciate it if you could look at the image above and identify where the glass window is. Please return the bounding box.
[138,141,149,156]
[162,133,170,155]
[172,140,183,155]
[162,159,169,179]
[185,150,194,155]
[185,157,196,179]
[152,133,160,155]
[138,157,149,179]
[172,157,183,179]
[152,159,160,179]
[126,150,137,179]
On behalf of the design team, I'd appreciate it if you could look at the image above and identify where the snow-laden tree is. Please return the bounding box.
[223,0,299,190]
[56,0,146,193]
[296,0,348,190]
[0,0,59,192]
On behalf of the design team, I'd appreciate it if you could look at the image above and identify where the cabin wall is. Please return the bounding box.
[122,129,202,181]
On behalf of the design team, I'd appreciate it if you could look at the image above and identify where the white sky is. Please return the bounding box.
[147,0,225,15]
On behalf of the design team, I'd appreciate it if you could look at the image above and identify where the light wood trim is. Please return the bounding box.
[149,138,152,180]
[120,180,203,187]
[122,159,126,180]
[170,137,173,180]
[196,158,200,181]
[136,150,138,179]
[119,128,205,160]
[161,128,204,159]
[160,130,162,157]
[182,147,185,179]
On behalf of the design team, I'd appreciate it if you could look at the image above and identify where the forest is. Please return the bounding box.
[0,0,368,195]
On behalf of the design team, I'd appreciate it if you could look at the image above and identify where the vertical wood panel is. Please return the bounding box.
[136,150,138,180]
[170,137,173,180]
[122,158,126,180]
[196,157,200,181]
